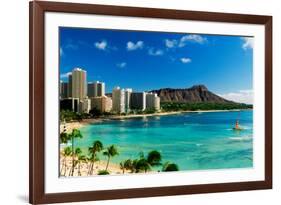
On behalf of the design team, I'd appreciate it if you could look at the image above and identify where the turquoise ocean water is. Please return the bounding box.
[74,110,253,171]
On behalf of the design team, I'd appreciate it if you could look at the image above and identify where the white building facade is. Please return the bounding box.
[146,93,161,111]
[124,88,132,113]
[112,87,125,113]
[72,68,87,99]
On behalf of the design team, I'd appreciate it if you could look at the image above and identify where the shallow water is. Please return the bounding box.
[74,110,253,171]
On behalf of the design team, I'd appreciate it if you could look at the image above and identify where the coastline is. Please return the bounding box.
[60,109,251,133]
[60,154,129,176]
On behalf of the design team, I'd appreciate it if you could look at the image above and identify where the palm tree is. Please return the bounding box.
[135,158,151,173]
[147,150,162,166]
[88,140,103,175]
[60,146,72,176]
[119,161,126,174]
[69,129,83,176]
[124,159,134,173]
[132,159,140,173]
[87,155,100,175]
[71,148,82,176]
[103,145,119,171]
[162,162,179,172]
[77,155,87,176]
[60,132,69,144]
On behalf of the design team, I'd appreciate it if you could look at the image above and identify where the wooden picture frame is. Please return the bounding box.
[29,1,272,204]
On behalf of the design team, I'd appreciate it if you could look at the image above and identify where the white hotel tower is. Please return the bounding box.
[71,68,87,99]
[112,86,125,113]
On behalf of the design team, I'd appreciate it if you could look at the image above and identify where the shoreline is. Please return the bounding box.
[60,109,252,133]
[60,154,129,176]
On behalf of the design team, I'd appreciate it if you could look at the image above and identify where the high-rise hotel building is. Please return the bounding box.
[131,92,146,111]
[88,81,105,97]
[91,96,112,113]
[146,93,160,110]
[68,74,72,97]
[124,88,132,113]
[72,68,87,99]
[112,87,125,113]
[60,81,68,99]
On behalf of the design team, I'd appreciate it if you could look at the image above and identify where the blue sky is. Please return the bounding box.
[59,27,254,104]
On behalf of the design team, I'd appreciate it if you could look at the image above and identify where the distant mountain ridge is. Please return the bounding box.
[149,85,234,104]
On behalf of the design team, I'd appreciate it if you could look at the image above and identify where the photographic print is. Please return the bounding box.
[30,2,272,203]
[59,27,254,177]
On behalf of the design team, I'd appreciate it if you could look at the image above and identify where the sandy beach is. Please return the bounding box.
[60,121,86,134]
[60,154,131,177]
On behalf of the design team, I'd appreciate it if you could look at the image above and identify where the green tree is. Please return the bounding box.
[132,159,139,173]
[135,158,151,173]
[119,161,126,174]
[98,170,110,175]
[162,162,179,172]
[103,145,119,171]
[147,150,162,166]
[60,146,72,176]
[77,155,87,176]
[60,132,69,144]
[72,148,82,176]
[124,159,134,173]
[88,140,103,175]
[69,129,83,176]
[89,107,102,117]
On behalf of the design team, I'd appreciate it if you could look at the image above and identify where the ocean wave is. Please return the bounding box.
[226,126,252,131]
[241,126,252,130]
[229,135,252,141]
[196,143,203,147]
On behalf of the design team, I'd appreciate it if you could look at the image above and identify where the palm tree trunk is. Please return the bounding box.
[91,154,95,175]
[71,137,74,176]
[87,162,92,176]
[78,162,81,176]
[105,156,110,171]
[87,162,90,175]
[60,157,65,176]
[63,161,68,176]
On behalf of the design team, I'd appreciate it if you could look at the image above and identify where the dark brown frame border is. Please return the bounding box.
[29,1,272,204]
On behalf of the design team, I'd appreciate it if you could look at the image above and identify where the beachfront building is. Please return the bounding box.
[90,96,112,113]
[131,92,146,111]
[72,68,87,99]
[60,98,80,112]
[68,74,72,97]
[124,88,132,113]
[112,86,125,113]
[146,93,160,111]
[60,81,68,99]
[88,81,105,97]
[79,97,91,113]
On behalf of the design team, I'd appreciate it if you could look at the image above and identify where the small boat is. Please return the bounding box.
[232,111,243,130]
[232,119,243,131]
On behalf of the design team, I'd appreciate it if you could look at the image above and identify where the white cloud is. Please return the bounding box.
[95,40,108,50]
[180,57,192,63]
[148,48,164,56]
[179,34,207,47]
[241,37,254,50]
[60,72,72,79]
[116,62,127,68]
[127,41,144,51]
[218,90,253,104]
[165,34,207,49]
[165,39,177,48]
